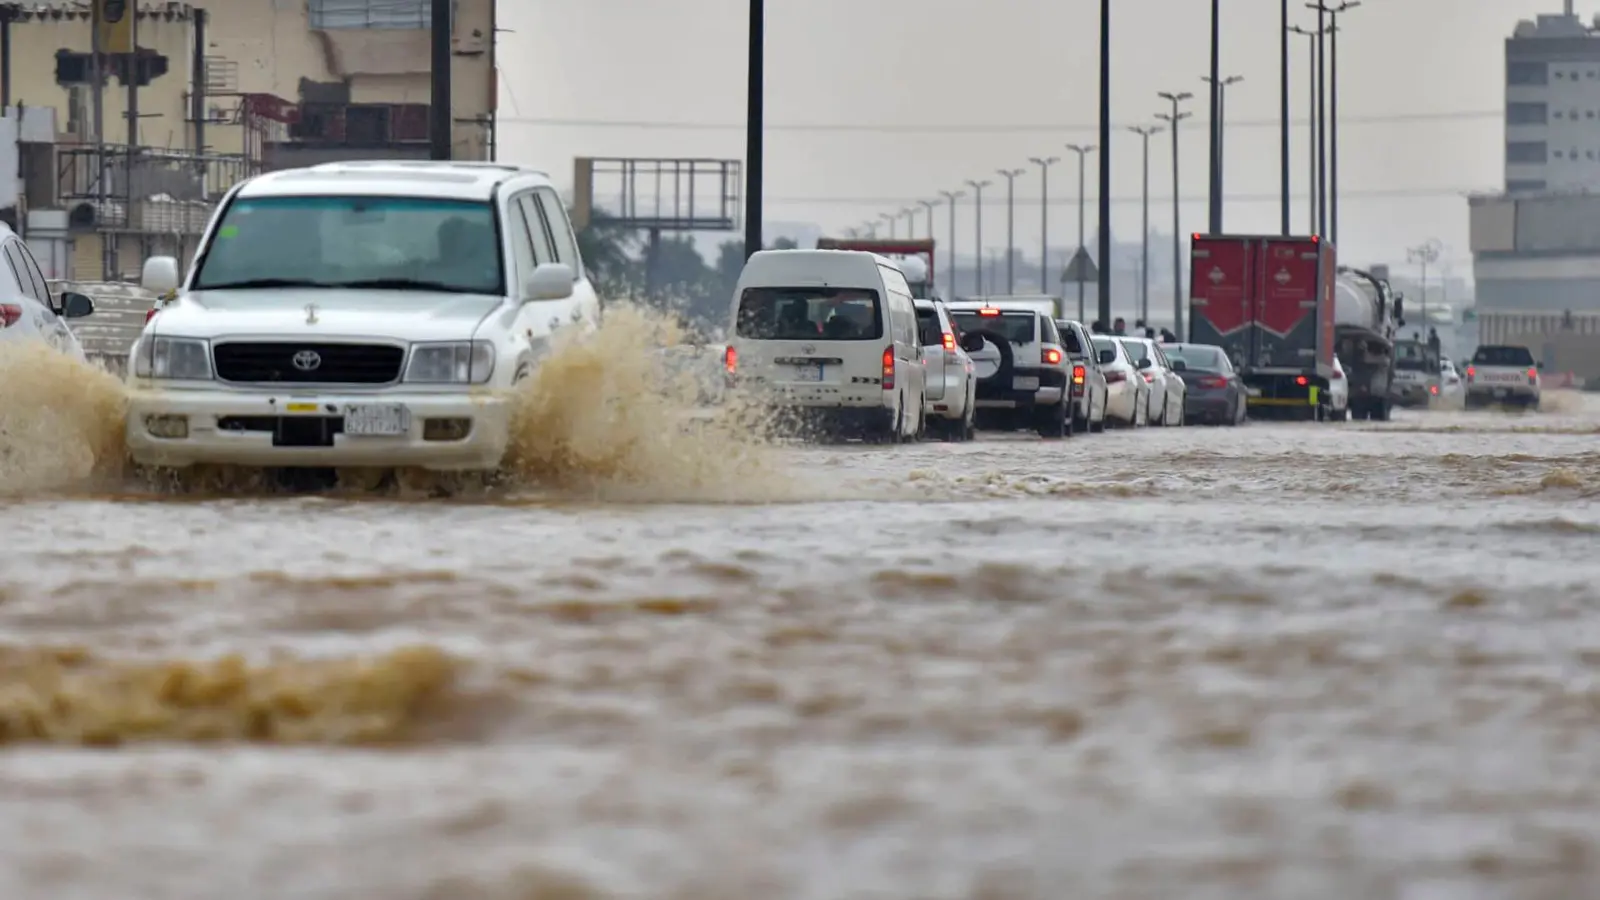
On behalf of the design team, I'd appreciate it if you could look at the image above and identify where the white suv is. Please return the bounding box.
[126,160,600,473]
[946,303,1073,438]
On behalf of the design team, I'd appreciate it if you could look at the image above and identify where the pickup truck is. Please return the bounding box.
[1464,344,1541,410]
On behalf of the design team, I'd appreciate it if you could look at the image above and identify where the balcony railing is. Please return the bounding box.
[56,143,258,233]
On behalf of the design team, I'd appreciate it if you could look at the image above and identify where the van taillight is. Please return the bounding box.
[1072,365,1085,385]
[881,345,895,389]
[942,332,955,351]
[723,345,737,375]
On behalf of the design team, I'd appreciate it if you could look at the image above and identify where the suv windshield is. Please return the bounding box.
[1162,345,1225,372]
[193,195,504,294]
[1472,345,1535,367]
[736,287,882,340]
[950,311,1035,344]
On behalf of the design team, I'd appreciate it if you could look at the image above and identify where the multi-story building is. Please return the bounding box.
[5,0,495,282]
[1503,5,1600,192]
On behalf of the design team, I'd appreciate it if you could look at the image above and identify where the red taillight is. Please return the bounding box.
[146,307,160,323]
[978,307,1000,317]
[941,332,955,352]
[881,345,895,389]
[723,345,737,375]
[1465,366,1476,380]
[1295,375,1308,386]
[1199,375,1228,388]
[1527,367,1538,379]
[1331,369,1343,380]
[1042,347,1062,365]
[1071,364,1085,385]
[1141,371,1155,383]
[0,303,20,327]
[1430,385,1439,395]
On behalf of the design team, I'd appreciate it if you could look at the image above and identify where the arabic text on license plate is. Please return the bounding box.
[792,364,823,382]
[1012,376,1040,390]
[343,403,410,436]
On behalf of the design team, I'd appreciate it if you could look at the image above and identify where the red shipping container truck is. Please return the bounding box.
[1188,234,1337,420]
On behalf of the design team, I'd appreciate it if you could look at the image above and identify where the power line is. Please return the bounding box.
[498,109,1500,134]
[758,186,1489,205]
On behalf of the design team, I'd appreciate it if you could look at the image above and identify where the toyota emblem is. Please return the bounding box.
[800,344,816,354]
[291,350,322,371]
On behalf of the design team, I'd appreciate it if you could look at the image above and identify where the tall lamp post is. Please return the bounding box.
[901,207,917,237]
[1128,124,1162,326]
[1201,74,1243,231]
[938,189,964,295]
[1309,0,1359,245]
[1206,0,1221,233]
[1288,24,1324,234]
[966,178,991,295]
[1028,156,1059,292]
[1065,144,1095,321]
[1279,0,1291,234]
[1096,0,1112,327]
[743,0,763,259]
[918,199,937,239]
[997,167,1024,292]
[881,212,898,239]
[1407,239,1441,332]
[1157,91,1193,337]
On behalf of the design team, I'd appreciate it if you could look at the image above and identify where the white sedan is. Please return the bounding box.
[1091,336,1148,427]
[1118,336,1186,427]
[0,232,97,360]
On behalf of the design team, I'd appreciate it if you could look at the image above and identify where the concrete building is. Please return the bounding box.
[2,0,496,281]
[1504,5,1600,192]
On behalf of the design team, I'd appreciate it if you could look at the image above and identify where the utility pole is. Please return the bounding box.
[966,178,991,295]
[1289,25,1324,234]
[901,207,917,237]
[1096,0,1113,327]
[1310,0,1326,236]
[1157,91,1193,337]
[938,189,964,296]
[430,0,452,160]
[881,212,897,239]
[742,0,763,258]
[997,167,1024,293]
[1065,144,1095,321]
[1207,0,1221,233]
[918,199,937,239]
[1029,156,1059,292]
[1280,0,1291,234]
[1201,74,1242,231]
[1128,124,1162,326]
[1310,1,1359,246]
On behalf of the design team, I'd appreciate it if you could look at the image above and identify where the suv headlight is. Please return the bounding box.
[404,341,494,384]
[132,336,212,380]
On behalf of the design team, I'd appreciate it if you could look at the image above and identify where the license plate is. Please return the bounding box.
[792,364,823,382]
[1494,388,1508,398]
[343,403,410,436]
[1013,376,1039,390]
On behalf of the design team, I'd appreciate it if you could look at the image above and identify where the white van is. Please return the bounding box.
[725,249,927,441]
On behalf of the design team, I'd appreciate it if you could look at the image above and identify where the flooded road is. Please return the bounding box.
[2,342,1599,896]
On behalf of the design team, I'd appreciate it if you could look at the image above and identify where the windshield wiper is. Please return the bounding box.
[329,278,481,294]
[195,278,334,290]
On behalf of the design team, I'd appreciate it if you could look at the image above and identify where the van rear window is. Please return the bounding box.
[736,287,883,341]
[950,311,1036,345]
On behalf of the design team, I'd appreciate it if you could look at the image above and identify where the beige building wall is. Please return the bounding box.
[12,9,195,150]
[202,0,494,159]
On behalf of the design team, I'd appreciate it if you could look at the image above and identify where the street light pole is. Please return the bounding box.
[882,213,897,239]
[1407,240,1441,330]
[1128,125,1162,326]
[1028,156,1059,292]
[901,207,917,237]
[938,189,964,296]
[918,200,937,239]
[1207,0,1221,233]
[742,0,763,259]
[1311,1,1359,246]
[1309,0,1327,237]
[1097,0,1113,327]
[1280,0,1291,234]
[997,167,1024,293]
[1201,75,1243,231]
[966,179,991,295]
[1065,144,1095,321]
[1289,25,1323,235]
[1157,91,1194,337]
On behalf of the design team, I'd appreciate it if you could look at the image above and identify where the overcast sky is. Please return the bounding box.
[498,0,1566,280]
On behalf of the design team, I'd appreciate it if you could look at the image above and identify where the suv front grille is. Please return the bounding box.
[212,342,405,385]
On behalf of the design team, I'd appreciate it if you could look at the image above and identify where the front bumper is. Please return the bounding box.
[1465,384,1539,403]
[124,384,513,470]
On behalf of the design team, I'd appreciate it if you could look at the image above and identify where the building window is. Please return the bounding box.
[1507,179,1546,193]
[309,0,453,29]
[1555,110,1564,119]
[1553,150,1563,159]
[1507,140,1548,164]
[1510,61,1548,85]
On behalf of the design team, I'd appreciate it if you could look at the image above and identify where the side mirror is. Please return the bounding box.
[1098,349,1115,366]
[1396,318,1406,328]
[1170,359,1187,372]
[523,263,575,301]
[1393,297,1405,320]
[958,332,986,353]
[142,255,180,294]
[59,290,95,319]
[1136,357,1151,370]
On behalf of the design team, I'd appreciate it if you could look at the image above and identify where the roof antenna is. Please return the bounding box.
[1566,0,1574,15]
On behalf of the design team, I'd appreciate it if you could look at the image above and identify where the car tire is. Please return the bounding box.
[1035,399,1070,439]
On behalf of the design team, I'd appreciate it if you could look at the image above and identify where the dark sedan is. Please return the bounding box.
[1159,343,1248,426]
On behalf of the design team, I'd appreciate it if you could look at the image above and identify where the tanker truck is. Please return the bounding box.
[1332,266,1404,420]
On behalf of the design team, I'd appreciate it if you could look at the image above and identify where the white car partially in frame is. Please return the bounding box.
[124,160,600,476]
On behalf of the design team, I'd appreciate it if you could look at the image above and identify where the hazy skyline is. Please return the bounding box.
[499,0,1570,282]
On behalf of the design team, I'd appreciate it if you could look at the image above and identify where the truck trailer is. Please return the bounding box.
[1332,267,1402,420]
[1188,233,1337,421]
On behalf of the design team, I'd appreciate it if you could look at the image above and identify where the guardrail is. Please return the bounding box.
[53,281,158,376]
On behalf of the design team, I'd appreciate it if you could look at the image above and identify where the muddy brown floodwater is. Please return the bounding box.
[2,324,1600,898]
